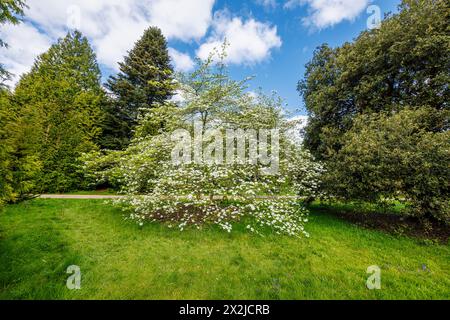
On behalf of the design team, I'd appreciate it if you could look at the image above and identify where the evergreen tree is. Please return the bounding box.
[13,31,105,192]
[103,27,174,150]
[299,0,449,159]
[0,88,40,205]
[298,0,450,221]
[0,0,27,85]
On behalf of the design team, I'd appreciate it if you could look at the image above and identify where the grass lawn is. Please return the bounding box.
[0,199,449,300]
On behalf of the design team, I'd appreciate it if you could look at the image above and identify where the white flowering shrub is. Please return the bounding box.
[124,196,309,237]
[98,130,323,237]
[84,128,323,237]
[115,160,312,237]
[84,51,324,237]
[282,143,326,200]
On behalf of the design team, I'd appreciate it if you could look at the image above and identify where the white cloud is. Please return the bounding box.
[255,0,278,9]
[285,0,371,29]
[23,0,215,42]
[169,48,195,72]
[1,0,215,78]
[247,90,259,100]
[145,0,215,41]
[197,11,282,65]
[0,23,52,84]
[1,0,283,84]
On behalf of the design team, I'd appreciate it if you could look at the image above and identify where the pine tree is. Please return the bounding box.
[13,31,105,192]
[103,27,174,150]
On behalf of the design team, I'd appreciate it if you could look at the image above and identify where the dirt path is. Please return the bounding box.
[39,194,304,200]
[39,194,124,199]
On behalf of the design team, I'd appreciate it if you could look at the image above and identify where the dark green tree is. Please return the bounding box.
[103,27,175,150]
[0,0,27,85]
[298,0,450,222]
[299,0,449,159]
[327,108,449,222]
[14,31,105,192]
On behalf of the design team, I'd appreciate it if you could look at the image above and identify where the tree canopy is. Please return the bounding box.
[298,0,450,221]
[13,31,105,192]
[299,0,449,159]
[103,27,175,150]
[83,53,324,236]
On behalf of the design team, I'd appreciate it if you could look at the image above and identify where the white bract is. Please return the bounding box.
[83,48,324,236]
[90,128,323,237]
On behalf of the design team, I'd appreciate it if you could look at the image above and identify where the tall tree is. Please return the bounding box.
[0,0,27,85]
[299,0,450,159]
[14,31,105,192]
[0,88,41,205]
[103,27,174,150]
[298,0,450,221]
[178,45,250,133]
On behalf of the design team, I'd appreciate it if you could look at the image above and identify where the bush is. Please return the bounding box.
[117,159,311,236]
[324,107,450,223]
[86,128,322,236]
[85,53,324,236]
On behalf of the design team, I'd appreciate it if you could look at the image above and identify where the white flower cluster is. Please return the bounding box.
[94,55,328,236]
[113,152,319,237]
[117,195,310,237]
[84,120,324,237]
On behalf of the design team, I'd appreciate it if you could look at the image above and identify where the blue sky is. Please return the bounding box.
[0,0,401,116]
[205,0,400,115]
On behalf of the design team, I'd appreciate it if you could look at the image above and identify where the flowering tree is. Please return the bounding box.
[84,51,324,236]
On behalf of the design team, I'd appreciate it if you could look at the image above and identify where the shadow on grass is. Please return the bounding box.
[309,202,450,244]
[0,202,82,299]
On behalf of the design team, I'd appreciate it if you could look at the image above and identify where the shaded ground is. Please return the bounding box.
[311,204,450,244]
[0,199,449,300]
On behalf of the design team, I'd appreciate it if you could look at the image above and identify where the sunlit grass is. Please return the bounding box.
[0,199,448,300]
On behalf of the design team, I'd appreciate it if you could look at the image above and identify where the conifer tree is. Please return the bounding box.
[14,31,105,192]
[0,88,40,205]
[103,27,174,150]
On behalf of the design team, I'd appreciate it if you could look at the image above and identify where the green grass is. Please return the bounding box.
[0,199,449,300]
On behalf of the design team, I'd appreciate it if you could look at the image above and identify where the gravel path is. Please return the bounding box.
[39,194,124,199]
[38,195,304,200]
